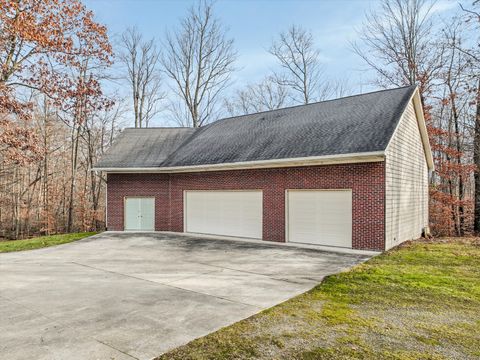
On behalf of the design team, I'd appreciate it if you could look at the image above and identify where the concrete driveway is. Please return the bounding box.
[0,232,371,360]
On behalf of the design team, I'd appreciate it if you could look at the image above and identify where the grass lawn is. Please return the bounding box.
[0,232,97,253]
[158,238,480,360]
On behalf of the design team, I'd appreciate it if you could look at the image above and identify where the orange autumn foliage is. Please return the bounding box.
[0,0,112,164]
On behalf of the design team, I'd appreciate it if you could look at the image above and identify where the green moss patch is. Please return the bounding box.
[157,239,480,360]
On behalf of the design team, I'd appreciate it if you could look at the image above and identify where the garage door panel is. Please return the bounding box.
[185,191,262,239]
[287,190,352,248]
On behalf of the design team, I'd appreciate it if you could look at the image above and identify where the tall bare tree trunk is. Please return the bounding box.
[42,98,51,235]
[66,123,81,233]
[446,70,464,235]
[13,167,20,239]
[474,79,480,233]
[162,2,236,127]
[120,27,164,128]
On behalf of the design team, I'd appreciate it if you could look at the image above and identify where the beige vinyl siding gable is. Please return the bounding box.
[385,100,429,250]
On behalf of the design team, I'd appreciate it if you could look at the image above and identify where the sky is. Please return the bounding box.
[83,0,460,126]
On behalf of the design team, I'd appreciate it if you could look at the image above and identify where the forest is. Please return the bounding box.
[0,0,478,239]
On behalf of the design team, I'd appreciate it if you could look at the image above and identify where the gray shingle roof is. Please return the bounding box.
[95,128,196,168]
[94,86,416,169]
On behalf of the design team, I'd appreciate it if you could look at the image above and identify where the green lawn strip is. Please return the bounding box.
[0,232,97,253]
[158,239,480,360]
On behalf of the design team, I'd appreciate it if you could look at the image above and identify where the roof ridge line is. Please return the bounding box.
[123,127,196,130]
[207,85,417,125]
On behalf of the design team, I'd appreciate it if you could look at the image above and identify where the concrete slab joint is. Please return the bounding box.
[0,232,371,360]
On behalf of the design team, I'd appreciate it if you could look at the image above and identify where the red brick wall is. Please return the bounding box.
[107,162,385,250]
[107,173,171,231]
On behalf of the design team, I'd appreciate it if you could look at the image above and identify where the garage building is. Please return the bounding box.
[93,85,433,251]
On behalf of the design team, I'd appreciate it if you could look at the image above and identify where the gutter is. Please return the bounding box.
[91,151,386,173]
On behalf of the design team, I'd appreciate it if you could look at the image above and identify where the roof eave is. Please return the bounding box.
[383,87,434,171]
[411,88,435,170]
[91,151,386,173]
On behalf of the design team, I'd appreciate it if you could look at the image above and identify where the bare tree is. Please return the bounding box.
[352,0,442,95]
[354,0,480,236]
[438,21,474,235]
[269,25,324,104]
[318,79,352,100]
[225,76,290,116]
[161,1,237,127]
[119,27,165,128]
[82,98,126,230]
[458,1,480,232]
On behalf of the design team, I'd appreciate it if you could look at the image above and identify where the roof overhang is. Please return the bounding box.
[411,88,434,170]
[92,151,386,173]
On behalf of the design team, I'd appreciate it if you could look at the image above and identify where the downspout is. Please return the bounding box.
[105,172,108,231]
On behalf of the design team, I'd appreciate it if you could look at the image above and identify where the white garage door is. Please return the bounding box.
[287,190,352,248]
[184,191,262,239]
[124,197,155,231]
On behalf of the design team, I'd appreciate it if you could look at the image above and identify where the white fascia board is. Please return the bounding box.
[412,89,435,171]
[91,151,385,173]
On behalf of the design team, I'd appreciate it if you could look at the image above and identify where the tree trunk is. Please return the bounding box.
[474,79,480,233]
[42,99,50,235]
[66,123,81,233]
[451,89,464,235]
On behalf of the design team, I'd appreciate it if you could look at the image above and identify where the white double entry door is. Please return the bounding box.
[124,197,155,231]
